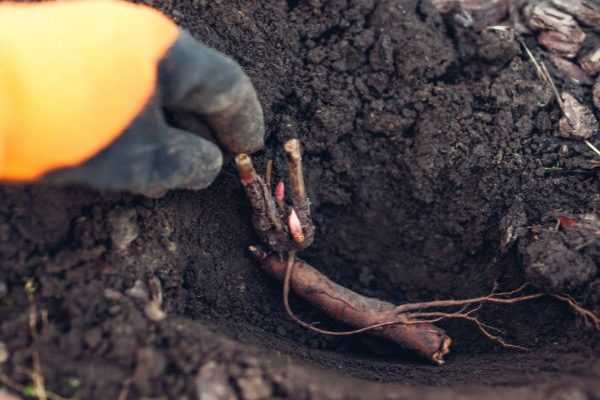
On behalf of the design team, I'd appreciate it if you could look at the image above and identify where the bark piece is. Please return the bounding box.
[550,54,593,84]
[551,0,600,28]
[538,31,585,59]
[593,78,600,110]
[580,46,600,76]
[525,2,586,58]
[559,92,599,139]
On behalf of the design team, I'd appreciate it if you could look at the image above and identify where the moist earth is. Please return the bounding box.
[1,0,600,399]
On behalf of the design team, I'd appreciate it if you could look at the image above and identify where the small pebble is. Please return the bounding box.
[126,280,149,302]
[104,288,124,300]
[145,302,166,322]
[196,361,236,400]
[144,277,166,322]
[108,209,139,252]
[237,372,272,400]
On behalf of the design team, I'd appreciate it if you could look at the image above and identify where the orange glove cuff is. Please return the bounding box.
[0,0,178,180]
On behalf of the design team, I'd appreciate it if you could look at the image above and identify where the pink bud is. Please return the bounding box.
[275,181,285,203]
[288,208,304,244]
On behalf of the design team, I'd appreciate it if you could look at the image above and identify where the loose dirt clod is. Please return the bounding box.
[108,209,139,252]
[525,232,597,292]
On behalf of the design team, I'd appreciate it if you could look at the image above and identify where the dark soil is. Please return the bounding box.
[1,1,600,399]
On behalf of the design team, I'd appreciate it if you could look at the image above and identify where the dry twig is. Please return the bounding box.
[283,140,307,208]
[0,374,67,400]
[25,281,47,400]
[0,282,74,400]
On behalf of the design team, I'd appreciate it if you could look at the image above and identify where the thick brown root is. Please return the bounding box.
[249,247,452,365]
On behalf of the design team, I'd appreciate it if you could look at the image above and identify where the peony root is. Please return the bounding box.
[237,139,600,365]
[249,247,452,364]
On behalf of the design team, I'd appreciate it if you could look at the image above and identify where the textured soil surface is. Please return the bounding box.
[1,0,600,399]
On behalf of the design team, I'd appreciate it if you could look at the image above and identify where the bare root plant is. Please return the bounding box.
[236,140,600,365]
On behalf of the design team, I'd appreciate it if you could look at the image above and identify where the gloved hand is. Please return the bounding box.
[0,0,264,197]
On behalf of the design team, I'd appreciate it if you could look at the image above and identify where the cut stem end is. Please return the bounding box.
[235,154,256,185]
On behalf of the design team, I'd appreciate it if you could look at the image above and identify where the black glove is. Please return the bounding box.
[44,30,264,197]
